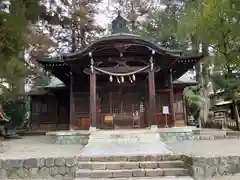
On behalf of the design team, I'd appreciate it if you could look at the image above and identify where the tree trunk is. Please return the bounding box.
[191,35,202,128]
[233,100,240,131]
[80,27,86,49]
[71,0,77,52]
[16,51,26,97]
[202,43,210,125]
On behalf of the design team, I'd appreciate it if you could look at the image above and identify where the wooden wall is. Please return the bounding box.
[30,90,69,131]
[29,85,186,131]
[155,91,172,127]
[71,87,186,129]
[72,92,90,130]
[174,89,186,127]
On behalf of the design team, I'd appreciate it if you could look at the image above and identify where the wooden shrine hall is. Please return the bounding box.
[29,13,203,131]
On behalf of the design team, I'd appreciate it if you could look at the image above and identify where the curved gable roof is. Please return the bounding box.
[61,33,184,60]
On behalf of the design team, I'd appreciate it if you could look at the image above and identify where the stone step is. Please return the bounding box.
[78,160,185,170]
[76,168,189,178]
[78,154,182,162]
[74,177,194,180]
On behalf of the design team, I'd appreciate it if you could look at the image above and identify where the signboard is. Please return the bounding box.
[162,106,169,114]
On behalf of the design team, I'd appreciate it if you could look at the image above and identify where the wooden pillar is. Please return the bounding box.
[183,94,188,126]
[69,72,74,130]
[109,92,112,114]
[148,69,156,127]
[90,71,97,128]
[168,69,175,126]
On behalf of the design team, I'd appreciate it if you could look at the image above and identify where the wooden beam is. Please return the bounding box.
[156,89,172,92]
[90,71,97,127]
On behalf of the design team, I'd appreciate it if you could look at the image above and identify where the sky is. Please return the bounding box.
[95,0,164,28]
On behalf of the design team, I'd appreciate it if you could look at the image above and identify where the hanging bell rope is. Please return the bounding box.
[117,77,121,83]
[109,75,113,82]
[132,74,136,81]
[129,76,133,83]
[121,76,124,83]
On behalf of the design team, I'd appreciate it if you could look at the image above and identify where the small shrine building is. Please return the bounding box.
[28,13,203,131]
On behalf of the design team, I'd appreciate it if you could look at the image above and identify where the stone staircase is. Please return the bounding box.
[75,154,189,179]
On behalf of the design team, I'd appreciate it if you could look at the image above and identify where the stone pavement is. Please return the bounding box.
[80,141,171,157]
[81,129,171,156]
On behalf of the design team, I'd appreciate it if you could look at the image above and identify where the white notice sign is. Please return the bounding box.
[162,106,169,114]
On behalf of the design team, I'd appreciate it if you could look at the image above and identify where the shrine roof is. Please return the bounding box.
[37,58,70,84]
[173,74,197,84]
[61,33,184,60]
[37,11,203,84]
[37,53,203,84]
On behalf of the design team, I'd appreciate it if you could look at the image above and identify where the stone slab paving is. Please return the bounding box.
[80,141,171,157]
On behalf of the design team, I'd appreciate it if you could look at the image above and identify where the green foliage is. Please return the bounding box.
[138,2,185,49]
[211,72,240,100]
[0,0,30,95]
[178,0,240,68]
[211,71,240,130]
[183,86,204,120]
[0,97,27,129]
[33,76,50,87]
[1,0,28,57]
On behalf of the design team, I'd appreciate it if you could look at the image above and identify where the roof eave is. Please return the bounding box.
[61,34,186,61]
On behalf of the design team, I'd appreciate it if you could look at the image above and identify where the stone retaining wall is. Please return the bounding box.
[183,155,240,180]
[159,132,192,142]
[0,157,79,179]
[1,154,240,179]
[159,132,240,142]
[53,135,89,145]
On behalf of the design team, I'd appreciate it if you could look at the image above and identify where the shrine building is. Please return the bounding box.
[28,13,203,131]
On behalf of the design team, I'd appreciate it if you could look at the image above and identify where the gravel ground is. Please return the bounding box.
[165,139,240,157]
[0,135,83,159]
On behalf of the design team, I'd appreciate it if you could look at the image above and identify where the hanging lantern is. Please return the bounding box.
[121,76,124,83]
[132,74,136,81]
[109,75,113,82]
[129,76,133,83]
[120,53,123,57]
[117,77,120,84]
